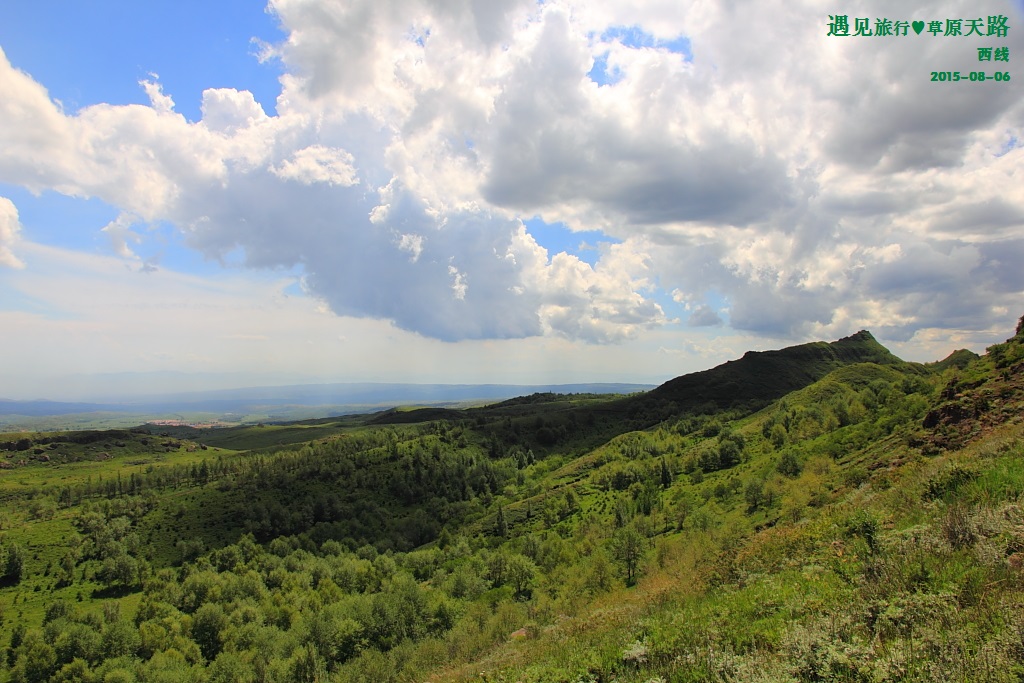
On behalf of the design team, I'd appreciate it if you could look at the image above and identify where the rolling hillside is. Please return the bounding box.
[0,321,1022,682]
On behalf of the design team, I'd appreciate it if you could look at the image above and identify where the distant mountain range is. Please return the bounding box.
[0,382,656,419]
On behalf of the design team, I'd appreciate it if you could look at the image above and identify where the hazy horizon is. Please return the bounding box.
[0,373,660,403]
[0,326,978,403]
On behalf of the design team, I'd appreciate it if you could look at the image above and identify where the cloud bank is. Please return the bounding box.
[1,0,1022,347]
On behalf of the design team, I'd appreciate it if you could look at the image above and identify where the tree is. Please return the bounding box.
[611,524,646,585]
[446,561,488,599]
[769,423,788,449]
[97,553,139,590]
[51,657,93,683]
[56,552,76,588]
[777,451,801,478]
[306,603,364,664]
[635,482,659,516]
[9,630,57,683]
[614,497,632,528]
[43,600,73,625]
[10,620,27,654]
[437,527,453,550]
[585,548,615,593]
[290,643,327,683]
[495,505,508,538]
[486,550,509,587]
[660,458,673,488]
[505,553,537,599]
[563,488,579,515]
[368,574,428,651]
[191,603,227,662]
[209,651,256,683]
[53,623,102,668]
[100,619,140,660]
[717,437,743,469]
[745,479,768,512]
[1,541,24,585]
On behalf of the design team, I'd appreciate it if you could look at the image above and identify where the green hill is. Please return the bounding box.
[647,329,914,411]
[1,323,1023,682]
[928,347,981,372]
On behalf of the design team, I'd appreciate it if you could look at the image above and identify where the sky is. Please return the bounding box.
[1,0,1022,400]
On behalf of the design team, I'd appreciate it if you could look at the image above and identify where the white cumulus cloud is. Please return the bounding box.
[0,197,25,269]
[272,144,359,186]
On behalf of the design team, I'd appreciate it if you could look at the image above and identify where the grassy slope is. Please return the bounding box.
[424,331,1024,682]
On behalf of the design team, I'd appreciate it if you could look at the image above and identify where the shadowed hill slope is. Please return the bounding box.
[647,330,912,412]
[369,331,925,456]
[580,330,921,436]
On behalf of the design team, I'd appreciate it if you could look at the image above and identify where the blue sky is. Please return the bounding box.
[588,26,692,85]
[522,217,615,267]
[0,1,285,120]
[0,1,1021,399]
